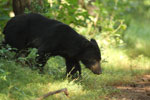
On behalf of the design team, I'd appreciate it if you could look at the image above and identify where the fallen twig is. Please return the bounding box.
[35,88,69,100]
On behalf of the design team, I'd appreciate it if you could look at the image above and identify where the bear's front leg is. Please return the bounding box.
[65,59,81,78]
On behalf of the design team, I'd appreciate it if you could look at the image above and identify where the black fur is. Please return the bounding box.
[3,13,102,76]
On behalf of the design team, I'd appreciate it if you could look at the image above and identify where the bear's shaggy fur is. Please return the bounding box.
[3,13,102,76]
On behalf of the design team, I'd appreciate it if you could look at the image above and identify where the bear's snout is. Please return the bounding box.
[90,61,102,75]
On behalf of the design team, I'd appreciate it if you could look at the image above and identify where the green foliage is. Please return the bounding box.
[0,0,150,46]
[47,0,90,27]
[25,0,50,14]
[0,65,9,81]
[124,19,150,57]
[0,0,11,34]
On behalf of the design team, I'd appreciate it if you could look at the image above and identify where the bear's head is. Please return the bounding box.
[80,39,102,75]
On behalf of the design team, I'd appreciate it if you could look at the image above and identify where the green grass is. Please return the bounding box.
[0,47,150,100]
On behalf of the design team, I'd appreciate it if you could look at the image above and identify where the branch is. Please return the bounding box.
[35,88,69,100]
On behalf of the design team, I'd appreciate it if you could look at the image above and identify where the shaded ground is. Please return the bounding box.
[110,75,150,100]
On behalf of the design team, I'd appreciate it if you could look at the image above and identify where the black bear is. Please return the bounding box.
[3,13,102,76]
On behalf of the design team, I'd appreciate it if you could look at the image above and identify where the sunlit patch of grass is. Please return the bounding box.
[19,80,86,100]
[97,48,150,86]
[103,48,150,70]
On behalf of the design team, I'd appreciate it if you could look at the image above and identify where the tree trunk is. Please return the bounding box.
[12,0,43,16]
[12,0,26,15]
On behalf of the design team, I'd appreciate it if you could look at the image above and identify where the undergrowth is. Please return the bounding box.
[0,45,150,100]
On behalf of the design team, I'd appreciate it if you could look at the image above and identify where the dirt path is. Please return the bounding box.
[110,75,150,100]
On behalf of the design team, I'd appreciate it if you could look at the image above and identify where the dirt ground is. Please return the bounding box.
[110,75,150,100]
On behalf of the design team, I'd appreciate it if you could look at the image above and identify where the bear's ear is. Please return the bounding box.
[90,39,96,43]
[90,39,99,48]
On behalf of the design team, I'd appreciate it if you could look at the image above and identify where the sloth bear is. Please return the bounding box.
[3,13,102,76]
